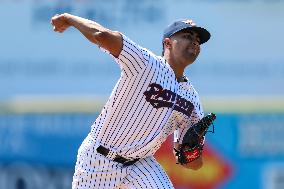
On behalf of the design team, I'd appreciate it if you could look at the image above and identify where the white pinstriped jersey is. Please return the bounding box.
[89,34,204,159]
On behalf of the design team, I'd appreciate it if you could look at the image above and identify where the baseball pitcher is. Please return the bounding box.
[51,13,215,189]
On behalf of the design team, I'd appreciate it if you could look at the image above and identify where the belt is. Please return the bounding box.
[96,145,139,166]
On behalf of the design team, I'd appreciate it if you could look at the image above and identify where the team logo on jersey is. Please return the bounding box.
[143,83,194,117]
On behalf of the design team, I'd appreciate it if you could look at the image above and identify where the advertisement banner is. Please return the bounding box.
[1,113,284,189]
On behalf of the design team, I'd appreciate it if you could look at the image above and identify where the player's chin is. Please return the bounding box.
[186,55,198,65]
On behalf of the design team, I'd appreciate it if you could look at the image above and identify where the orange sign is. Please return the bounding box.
[155,136,232,189]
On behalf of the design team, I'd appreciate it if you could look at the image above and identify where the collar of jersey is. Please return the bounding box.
[160,57,186,83]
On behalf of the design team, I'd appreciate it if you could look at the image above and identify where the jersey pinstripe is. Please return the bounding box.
[89,34,204,159]
[72,134,174,189]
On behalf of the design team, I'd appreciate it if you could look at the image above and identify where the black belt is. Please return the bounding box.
[96,145,139,166]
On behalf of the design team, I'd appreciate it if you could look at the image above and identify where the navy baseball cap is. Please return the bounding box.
[163,19,211,44]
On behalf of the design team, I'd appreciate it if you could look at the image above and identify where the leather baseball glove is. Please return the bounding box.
[174,113,216,165]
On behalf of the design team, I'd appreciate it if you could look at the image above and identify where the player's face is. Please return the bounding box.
[171,30,201,65]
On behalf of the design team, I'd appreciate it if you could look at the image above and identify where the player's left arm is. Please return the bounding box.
[173,142,203,170]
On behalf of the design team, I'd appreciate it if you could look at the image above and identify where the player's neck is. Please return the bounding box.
[163,55,185,81]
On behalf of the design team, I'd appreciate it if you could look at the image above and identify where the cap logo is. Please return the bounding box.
[182,20,196,26]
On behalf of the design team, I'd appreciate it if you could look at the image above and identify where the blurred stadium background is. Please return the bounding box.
[1,0,284,188]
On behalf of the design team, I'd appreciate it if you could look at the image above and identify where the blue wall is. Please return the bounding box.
[1,113,284,189]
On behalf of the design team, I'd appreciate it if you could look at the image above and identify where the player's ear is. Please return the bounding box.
[163,38,172,49]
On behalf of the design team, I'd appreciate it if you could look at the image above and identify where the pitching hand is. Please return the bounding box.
[51,13,71,33]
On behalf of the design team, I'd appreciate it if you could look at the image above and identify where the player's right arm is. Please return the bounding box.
[50,13,123,58]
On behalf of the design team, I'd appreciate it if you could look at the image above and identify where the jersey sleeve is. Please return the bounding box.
[174,92,205,144]
[100,34,150,78]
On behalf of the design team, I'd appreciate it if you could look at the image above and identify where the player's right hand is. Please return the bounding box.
[50,13,71,33]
